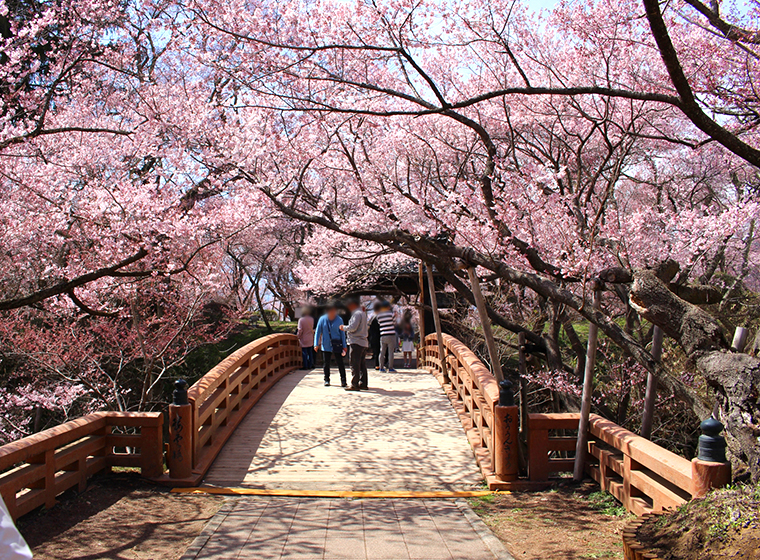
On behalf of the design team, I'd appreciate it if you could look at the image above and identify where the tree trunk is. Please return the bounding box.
[630,269,760,480]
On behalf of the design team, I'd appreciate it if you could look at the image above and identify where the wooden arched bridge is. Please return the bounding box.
[0,333,730,559]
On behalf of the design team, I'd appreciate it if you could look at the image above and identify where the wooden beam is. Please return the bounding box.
[466,267,504,383]
[418,261,426,338]
[517,332,529,433]
[640,325,663,439]
[425,264,449,382]
[573,287,600,482]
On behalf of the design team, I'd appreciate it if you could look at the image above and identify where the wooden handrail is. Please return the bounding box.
[527,412,728,515]
[422,334,729,510]
[176,332,301,484]
[421,333,504,487]
[0,411,163,521]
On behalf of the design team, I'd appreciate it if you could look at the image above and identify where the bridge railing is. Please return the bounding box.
[420,334,730,513]
[0,411,163,521]
[168,332,301,485]
[421,333,504,485]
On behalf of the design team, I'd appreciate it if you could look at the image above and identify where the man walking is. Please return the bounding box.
[314,303,347,387]
[341,297,368,391]
[376,301,397,372]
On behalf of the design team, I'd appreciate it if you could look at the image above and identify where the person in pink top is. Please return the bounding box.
[297,306,316,369]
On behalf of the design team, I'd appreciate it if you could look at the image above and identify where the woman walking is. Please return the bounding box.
[297,306,315,369]
[399,319,415,368]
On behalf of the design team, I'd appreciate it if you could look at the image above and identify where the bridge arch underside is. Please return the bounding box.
[202,368,483,492]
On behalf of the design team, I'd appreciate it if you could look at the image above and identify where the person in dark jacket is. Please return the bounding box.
[368,301,382,370]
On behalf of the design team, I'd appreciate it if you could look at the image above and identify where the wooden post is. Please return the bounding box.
[732,327,749,352]
[527,417,550,481]
[417,262,426,369]
[425,264,449,382]
[418,261,426,339]
[691,459,731,498]
[168,380,194,480]
[493,405,520,481]
[517,332,529,434]
[466,266,504,383]
[640,325,663,439]
[573,287,601,482]
[692,417,731,497]
[140,418,165,479]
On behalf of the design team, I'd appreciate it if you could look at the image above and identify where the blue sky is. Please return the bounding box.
[524,0,560,10]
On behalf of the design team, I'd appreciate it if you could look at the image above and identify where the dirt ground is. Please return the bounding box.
[16,472,224,560]
[470,482,632,560]
[16,473,627,560]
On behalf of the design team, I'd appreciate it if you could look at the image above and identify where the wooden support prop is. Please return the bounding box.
[426,263,449,382]
[573,287,601,482]
[640,326,663,440]
[517,332,529,434]
[466,266,504,383]
[417,261,426,339]
[732,326,749,352]
[417,261,426,368]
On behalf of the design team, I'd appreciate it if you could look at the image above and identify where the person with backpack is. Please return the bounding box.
[314,303,347,387]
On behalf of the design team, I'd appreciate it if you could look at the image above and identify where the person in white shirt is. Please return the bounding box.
[0,496,32,559]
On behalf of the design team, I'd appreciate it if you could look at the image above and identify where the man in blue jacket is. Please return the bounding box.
[314,303,348,387]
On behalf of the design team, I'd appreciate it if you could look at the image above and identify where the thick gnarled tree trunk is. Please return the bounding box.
[630,270,760,481]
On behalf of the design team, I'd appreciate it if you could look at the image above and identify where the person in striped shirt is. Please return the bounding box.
[375,301,397,372]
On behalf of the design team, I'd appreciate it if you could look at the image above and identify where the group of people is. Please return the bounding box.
[295,299,416,391]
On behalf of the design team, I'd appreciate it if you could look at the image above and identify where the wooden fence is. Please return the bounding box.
[171,332,301,485]
[0,411,163,521]
[421,333,512,488]
[421,335,730,513]
[0,333,301,519]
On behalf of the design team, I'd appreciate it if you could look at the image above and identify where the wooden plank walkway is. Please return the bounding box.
[203,368,484,491]
[184,365,513,559]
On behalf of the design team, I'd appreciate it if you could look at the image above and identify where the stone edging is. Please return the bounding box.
[178,497,238,560]
[455,498,516,560]
[622,512,665,560]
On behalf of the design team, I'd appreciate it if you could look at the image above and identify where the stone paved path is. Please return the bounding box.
[180,497,512,560]
[203,368,483,491]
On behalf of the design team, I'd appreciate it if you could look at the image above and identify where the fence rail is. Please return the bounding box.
[0,411,163,521]
[422,333,511,488]
[421,335,730,513]
[171,332,301,484]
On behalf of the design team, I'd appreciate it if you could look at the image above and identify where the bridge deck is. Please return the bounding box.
[185,366,513,559]
[203,368,483,491]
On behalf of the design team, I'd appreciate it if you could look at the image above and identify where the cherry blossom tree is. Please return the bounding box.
[182,0,760,476]
[1,0,759,476]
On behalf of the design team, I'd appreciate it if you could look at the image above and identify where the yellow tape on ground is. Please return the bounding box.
[171,487,500,498]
